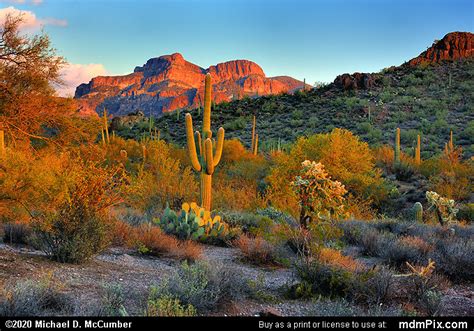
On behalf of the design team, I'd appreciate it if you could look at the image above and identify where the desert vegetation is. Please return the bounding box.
[0,14,473,317]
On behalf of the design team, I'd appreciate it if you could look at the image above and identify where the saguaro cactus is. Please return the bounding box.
[103,108,110,144]
[251,115,256,152]
[394,127,401,164]
[185,74,225,211]
[0,130,5,158]
[414,202,423,223]
[415,134,421,165]
[253,133,259,155]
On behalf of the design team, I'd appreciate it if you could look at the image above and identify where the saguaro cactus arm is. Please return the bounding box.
[203,74,212,135]
[185,114,202,172]
[204,138,214,175]
[213,127,225,166]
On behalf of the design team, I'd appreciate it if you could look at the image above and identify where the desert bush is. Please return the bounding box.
[2,222,31,245]
[457,203,474,223]
[381,236,430,267]
[131,224,202,261]
[267,128,388,218]
[218,210,264,232]
[126,139,198,213]
[293,259,355,298]
[317,247,361,272]
[0,276,73,316]
[233,234,283,266]
[98,283,128,316]
[431,238,474,282]
[151,261,247,312]
[146,294,196,317]
[360,229,394,257]
[32,158,125,263]
[111,220,134,246]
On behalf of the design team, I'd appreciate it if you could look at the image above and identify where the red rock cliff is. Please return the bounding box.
[408,32,474,66]
[74,53,309,116]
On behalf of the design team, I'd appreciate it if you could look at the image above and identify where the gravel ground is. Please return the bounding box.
[0,243,472,316]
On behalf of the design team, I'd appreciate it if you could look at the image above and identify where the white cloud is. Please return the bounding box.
[0,6,66,30]
[57,63,108,97]
[0,0,43,6]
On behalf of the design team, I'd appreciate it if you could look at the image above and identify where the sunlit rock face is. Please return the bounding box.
[408,32,474,66]
[74,52,309,117]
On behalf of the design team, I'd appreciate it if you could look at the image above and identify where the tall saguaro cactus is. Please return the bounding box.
[0,130,5,158]
[394,127,401,164]
[415,134,421,166]
[185,74,225,211]
[103,108,110,144]
[251,115,259,155]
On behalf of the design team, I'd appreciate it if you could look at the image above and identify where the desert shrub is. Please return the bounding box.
[457,203,474,223]
[218,210,264,233]
[31,158,125,263]
[0,277,73,316]
[267,128,387,218]
[126,140,198,213]
[131,224,202,261]
[317,247,361,272]
[339,220,372,245]
[233,234,283,266]
[2,222,31,245]
[381,236,430,267]
[360,229,394,257]
[359,267,394,306]
[151,261,247,312]
[111,220,134,246]
[98,283,128,316]
[431,238,474,282]
[293,259,356,298]
[393,161,415,181]
[428,155,473,201]
[256,207,298,227]
[146,293,196,317]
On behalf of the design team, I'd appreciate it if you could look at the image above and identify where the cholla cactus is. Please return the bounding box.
[185,74,225,211]
[414,202,423,222]
[426,191,458,226]
[291,160,347,228]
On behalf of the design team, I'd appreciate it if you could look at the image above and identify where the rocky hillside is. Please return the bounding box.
[74,53,308,116]
[116,32,474,158]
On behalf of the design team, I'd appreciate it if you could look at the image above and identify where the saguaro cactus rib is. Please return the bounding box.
[184,73,225,211]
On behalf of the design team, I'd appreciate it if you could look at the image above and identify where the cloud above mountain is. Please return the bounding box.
[0,6,66,30]
[57,63,108,97]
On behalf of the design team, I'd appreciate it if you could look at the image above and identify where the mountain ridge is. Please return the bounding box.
[74,53,308,116]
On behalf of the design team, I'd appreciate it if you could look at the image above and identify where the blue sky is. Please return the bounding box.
[1,0,473,93]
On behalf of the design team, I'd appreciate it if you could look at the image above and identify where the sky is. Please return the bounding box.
[1,0,473,96]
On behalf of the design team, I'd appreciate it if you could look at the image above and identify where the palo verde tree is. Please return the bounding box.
[0,13,98,148]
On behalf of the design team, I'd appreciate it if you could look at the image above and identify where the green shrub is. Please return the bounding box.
[146,293,196,316]
[0,277,74,316]
[2,223,31,245]
[151,261,247,312]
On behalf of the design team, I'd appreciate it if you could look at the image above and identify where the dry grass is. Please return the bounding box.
[129,224,202,261]
[233,234,280,266]
[318,247,362,272]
